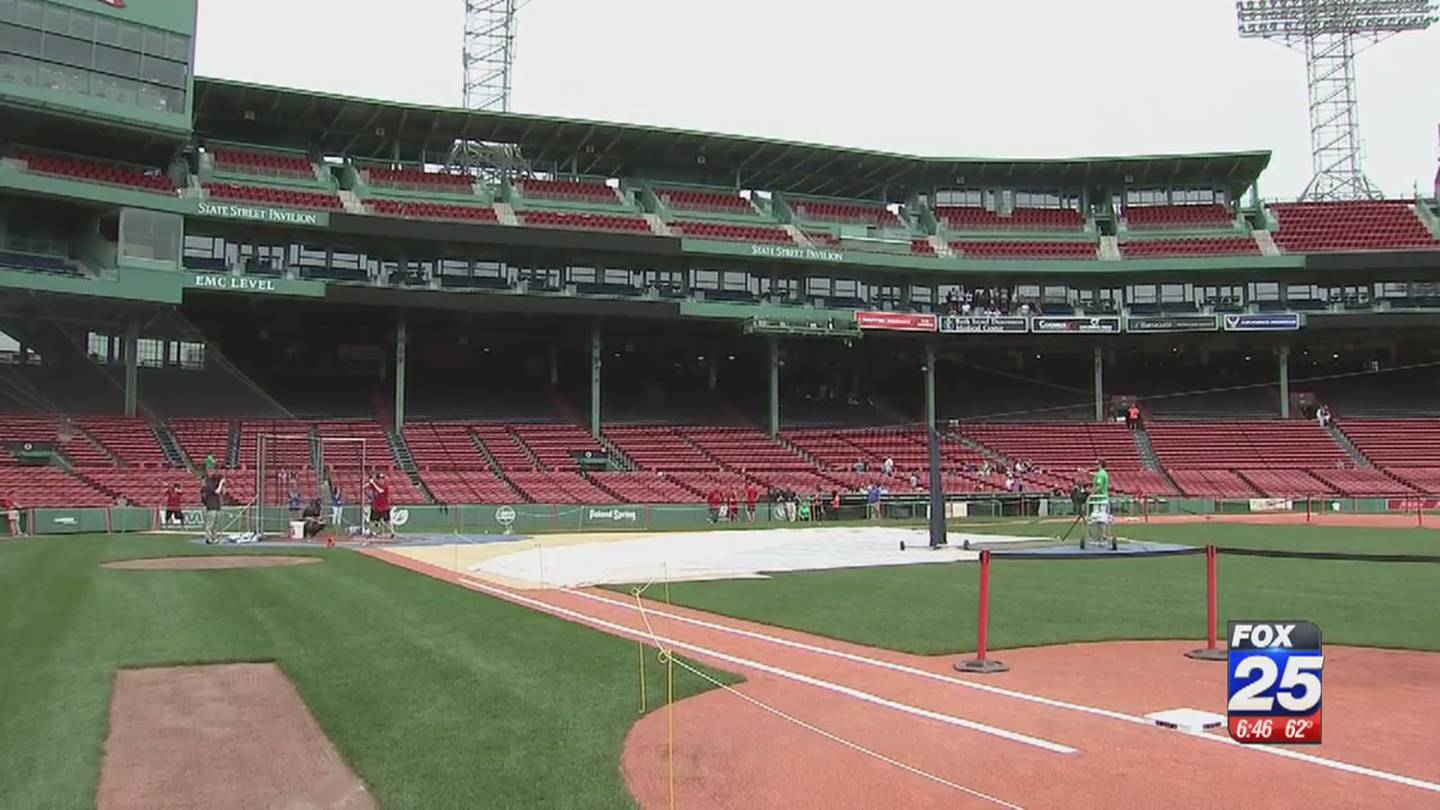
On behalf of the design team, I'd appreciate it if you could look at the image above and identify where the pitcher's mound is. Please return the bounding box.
[103,556,321,571]
[98,662,374,809]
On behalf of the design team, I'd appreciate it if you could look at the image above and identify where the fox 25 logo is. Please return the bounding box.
[1226,621,1323,744]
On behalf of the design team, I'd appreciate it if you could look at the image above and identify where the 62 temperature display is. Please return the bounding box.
[1226,621,1323,744]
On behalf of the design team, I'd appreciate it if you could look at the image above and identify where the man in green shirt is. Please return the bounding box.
[1091,460,1109,506]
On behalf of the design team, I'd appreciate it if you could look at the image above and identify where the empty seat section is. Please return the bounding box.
[516,178,619,204]
[656,187,755,215]
[210,148,315,179]
[516,210,651,234]
[911,239,937,256]
[16,149,174,194]
[403,423,491,471]
[77,416,168,468]
[670,221,794,244]
[950,240,1097,259]
[0,414,110,468]
[590,472,698,503]
[1306,467,1411,496]
[1337,420,1440,467]
[959,423,1168,494]
[1237,469,1329,497]
[369,199,497,223]
[936,206,1083,231]
[604,426,717,472]
[86,468,204,507]
[170,418,232,469]
[789,200,902,228]
[473,425,538,472]
[1120,237,1259,257]
[1146,421,1346,470]
[367,166,474,193]
[0,467,109,507]
[1270,202,1440,253]
[510,424,604,470]
[205,183,342,210]
[1124,204,1233,229]
[1167,469,1256,498]
[505,471,615,504]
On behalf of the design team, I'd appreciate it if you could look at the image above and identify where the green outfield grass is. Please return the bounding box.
[623,522,1440,656]
[0,535,731,809]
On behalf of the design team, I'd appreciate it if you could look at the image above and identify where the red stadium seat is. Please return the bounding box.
[1270,202,1440,253]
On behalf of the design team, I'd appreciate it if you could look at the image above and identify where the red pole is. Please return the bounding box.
[1205,544,1218,651]
[1187,544,1225,660]
[976,550,992,661]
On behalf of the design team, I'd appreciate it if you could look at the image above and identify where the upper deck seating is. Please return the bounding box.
[516,178,620,204]
[656,188,755,215]
[1270,202,1440,253]
[17,149,174,194]
[205,183,342,211]
[1124,204,1233,230]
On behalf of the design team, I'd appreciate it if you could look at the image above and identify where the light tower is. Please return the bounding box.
[1236,0,1438,201]
[452,0,531,178]
[462,0,518,112]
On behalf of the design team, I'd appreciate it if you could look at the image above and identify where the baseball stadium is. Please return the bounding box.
[0,0,1438,807]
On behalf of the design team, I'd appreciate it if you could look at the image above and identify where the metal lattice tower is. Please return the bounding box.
[463,0,518,112]
[1237,1,1438,201]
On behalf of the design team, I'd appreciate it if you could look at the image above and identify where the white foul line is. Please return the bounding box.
[567,587,1440,796]
[458,578,1076,756]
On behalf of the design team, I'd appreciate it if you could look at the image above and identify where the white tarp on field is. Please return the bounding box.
[467,526,1033,588]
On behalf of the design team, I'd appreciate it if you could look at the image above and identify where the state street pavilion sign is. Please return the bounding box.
[194,201,330,228]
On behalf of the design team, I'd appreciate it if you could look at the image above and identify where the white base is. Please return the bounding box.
[1144,708,1225,734]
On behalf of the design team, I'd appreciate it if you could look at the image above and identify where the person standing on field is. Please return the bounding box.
[201,470,225,545]
[366,472,395,540]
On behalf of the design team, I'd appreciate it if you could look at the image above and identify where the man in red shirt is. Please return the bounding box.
[163,484,184,528]
[1,496,20,536]
[745,484,759,522]
[726,491,739,523]
[366,472,395,540]
[706,489,723,523]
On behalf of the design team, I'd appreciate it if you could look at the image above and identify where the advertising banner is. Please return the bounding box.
[938,315,1029,334]
[1223,313,1302,332]
[1125,314,1220,333]
[1031,316,1122,334]
[855,311,938,332]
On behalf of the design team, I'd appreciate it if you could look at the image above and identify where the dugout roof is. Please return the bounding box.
[192,77,1271,200]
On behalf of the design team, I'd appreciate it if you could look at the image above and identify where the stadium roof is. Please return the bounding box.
[192,77,1271,200]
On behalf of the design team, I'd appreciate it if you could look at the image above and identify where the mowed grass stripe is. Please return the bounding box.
[622,524,1440,656]
[0,535,731,809]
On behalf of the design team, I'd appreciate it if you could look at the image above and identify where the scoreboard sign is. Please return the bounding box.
[1226,620,1323,744]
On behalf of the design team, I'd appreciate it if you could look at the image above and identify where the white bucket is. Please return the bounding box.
[289,520,305,540]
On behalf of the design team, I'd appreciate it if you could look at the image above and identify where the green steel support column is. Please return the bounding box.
[394,310,407,434]
[1279,346,1291,419]
[123,320,139,418]
[590,327,602,438]
[1093,346,1104,423]
[767,337,780,438]
[924,344,945,548]
[924,343,937,434]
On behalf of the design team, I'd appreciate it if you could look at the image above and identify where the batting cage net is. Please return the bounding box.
[252,434,367,537]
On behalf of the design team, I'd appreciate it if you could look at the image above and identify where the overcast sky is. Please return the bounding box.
[193,0,1439,199]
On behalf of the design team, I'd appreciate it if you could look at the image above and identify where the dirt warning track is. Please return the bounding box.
[366,547,1440,810]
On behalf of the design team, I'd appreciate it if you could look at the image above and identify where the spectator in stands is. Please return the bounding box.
[301,497,326,538]
[883,456,895,476]
[1127,403,1142,431]
[201,471,225,545]
[909,471,920,489]
[745,483,759,522]
[1005,471,1016,492]
[1316,404,1333,428]
[162,484,183,528]
[853,459,866,474]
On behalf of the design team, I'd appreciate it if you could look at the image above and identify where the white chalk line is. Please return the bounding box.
[628,586,1026,809]
[458,578,1076,756]
[568,587,1440,795]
